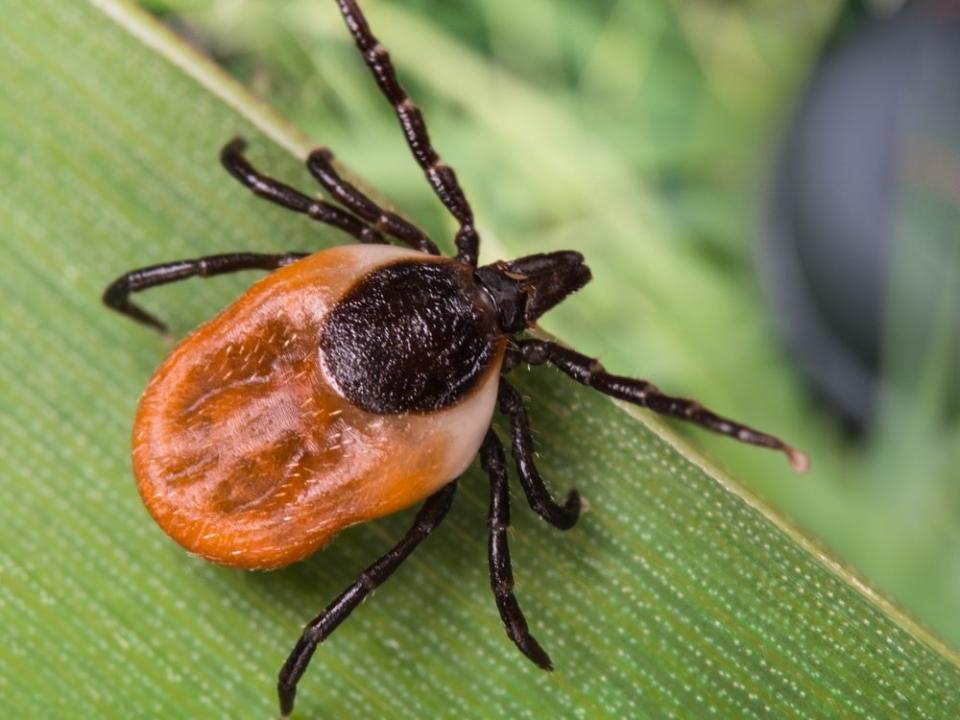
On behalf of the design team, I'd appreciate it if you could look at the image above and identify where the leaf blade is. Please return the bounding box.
[1,1,959,718]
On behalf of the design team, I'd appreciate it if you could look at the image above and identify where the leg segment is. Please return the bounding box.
[334,0,481,266]
[221,138,385,245]
[277,481,458,718]
[103,251,308,332]
[511,340,810,471]
[307,148,440,255]
[497,379,580,530]
[479,430,553,671]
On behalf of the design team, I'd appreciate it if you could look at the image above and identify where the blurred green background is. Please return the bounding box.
[138,0,960,649]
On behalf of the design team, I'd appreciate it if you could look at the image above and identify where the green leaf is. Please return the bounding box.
[2,1,959,718]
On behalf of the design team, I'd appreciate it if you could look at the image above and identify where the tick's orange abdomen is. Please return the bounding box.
[133,245,504,569]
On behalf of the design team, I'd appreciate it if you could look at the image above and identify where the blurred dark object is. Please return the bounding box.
[764,0,960,431]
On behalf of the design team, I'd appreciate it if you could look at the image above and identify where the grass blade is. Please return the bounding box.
[1,1,958,717]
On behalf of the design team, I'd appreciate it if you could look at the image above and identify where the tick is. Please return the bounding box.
[104,0,808,715]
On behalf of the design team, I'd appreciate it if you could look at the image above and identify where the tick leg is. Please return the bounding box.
[220,138,385,245]
[103,251,308,332]
[307,148,440,255]
[277,481,458,718]
[480,430,553,670]
[334,0,481,266]
[515,339,810,471]
[497,379,580,530]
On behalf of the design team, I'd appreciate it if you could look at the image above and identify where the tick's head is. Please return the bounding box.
[475,251,592,334]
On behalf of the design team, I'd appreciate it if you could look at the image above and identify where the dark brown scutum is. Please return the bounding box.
[320,260,500,414]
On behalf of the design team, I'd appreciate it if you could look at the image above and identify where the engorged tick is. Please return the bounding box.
[103,0,809,715]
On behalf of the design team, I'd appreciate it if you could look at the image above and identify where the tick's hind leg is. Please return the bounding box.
[497,379,580,530]
[221,138,386,245]
[307,149,440,255]
[103,251,307,332]
[479,430,553,670]
[277,481,458,718]
[514,339,810,471]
